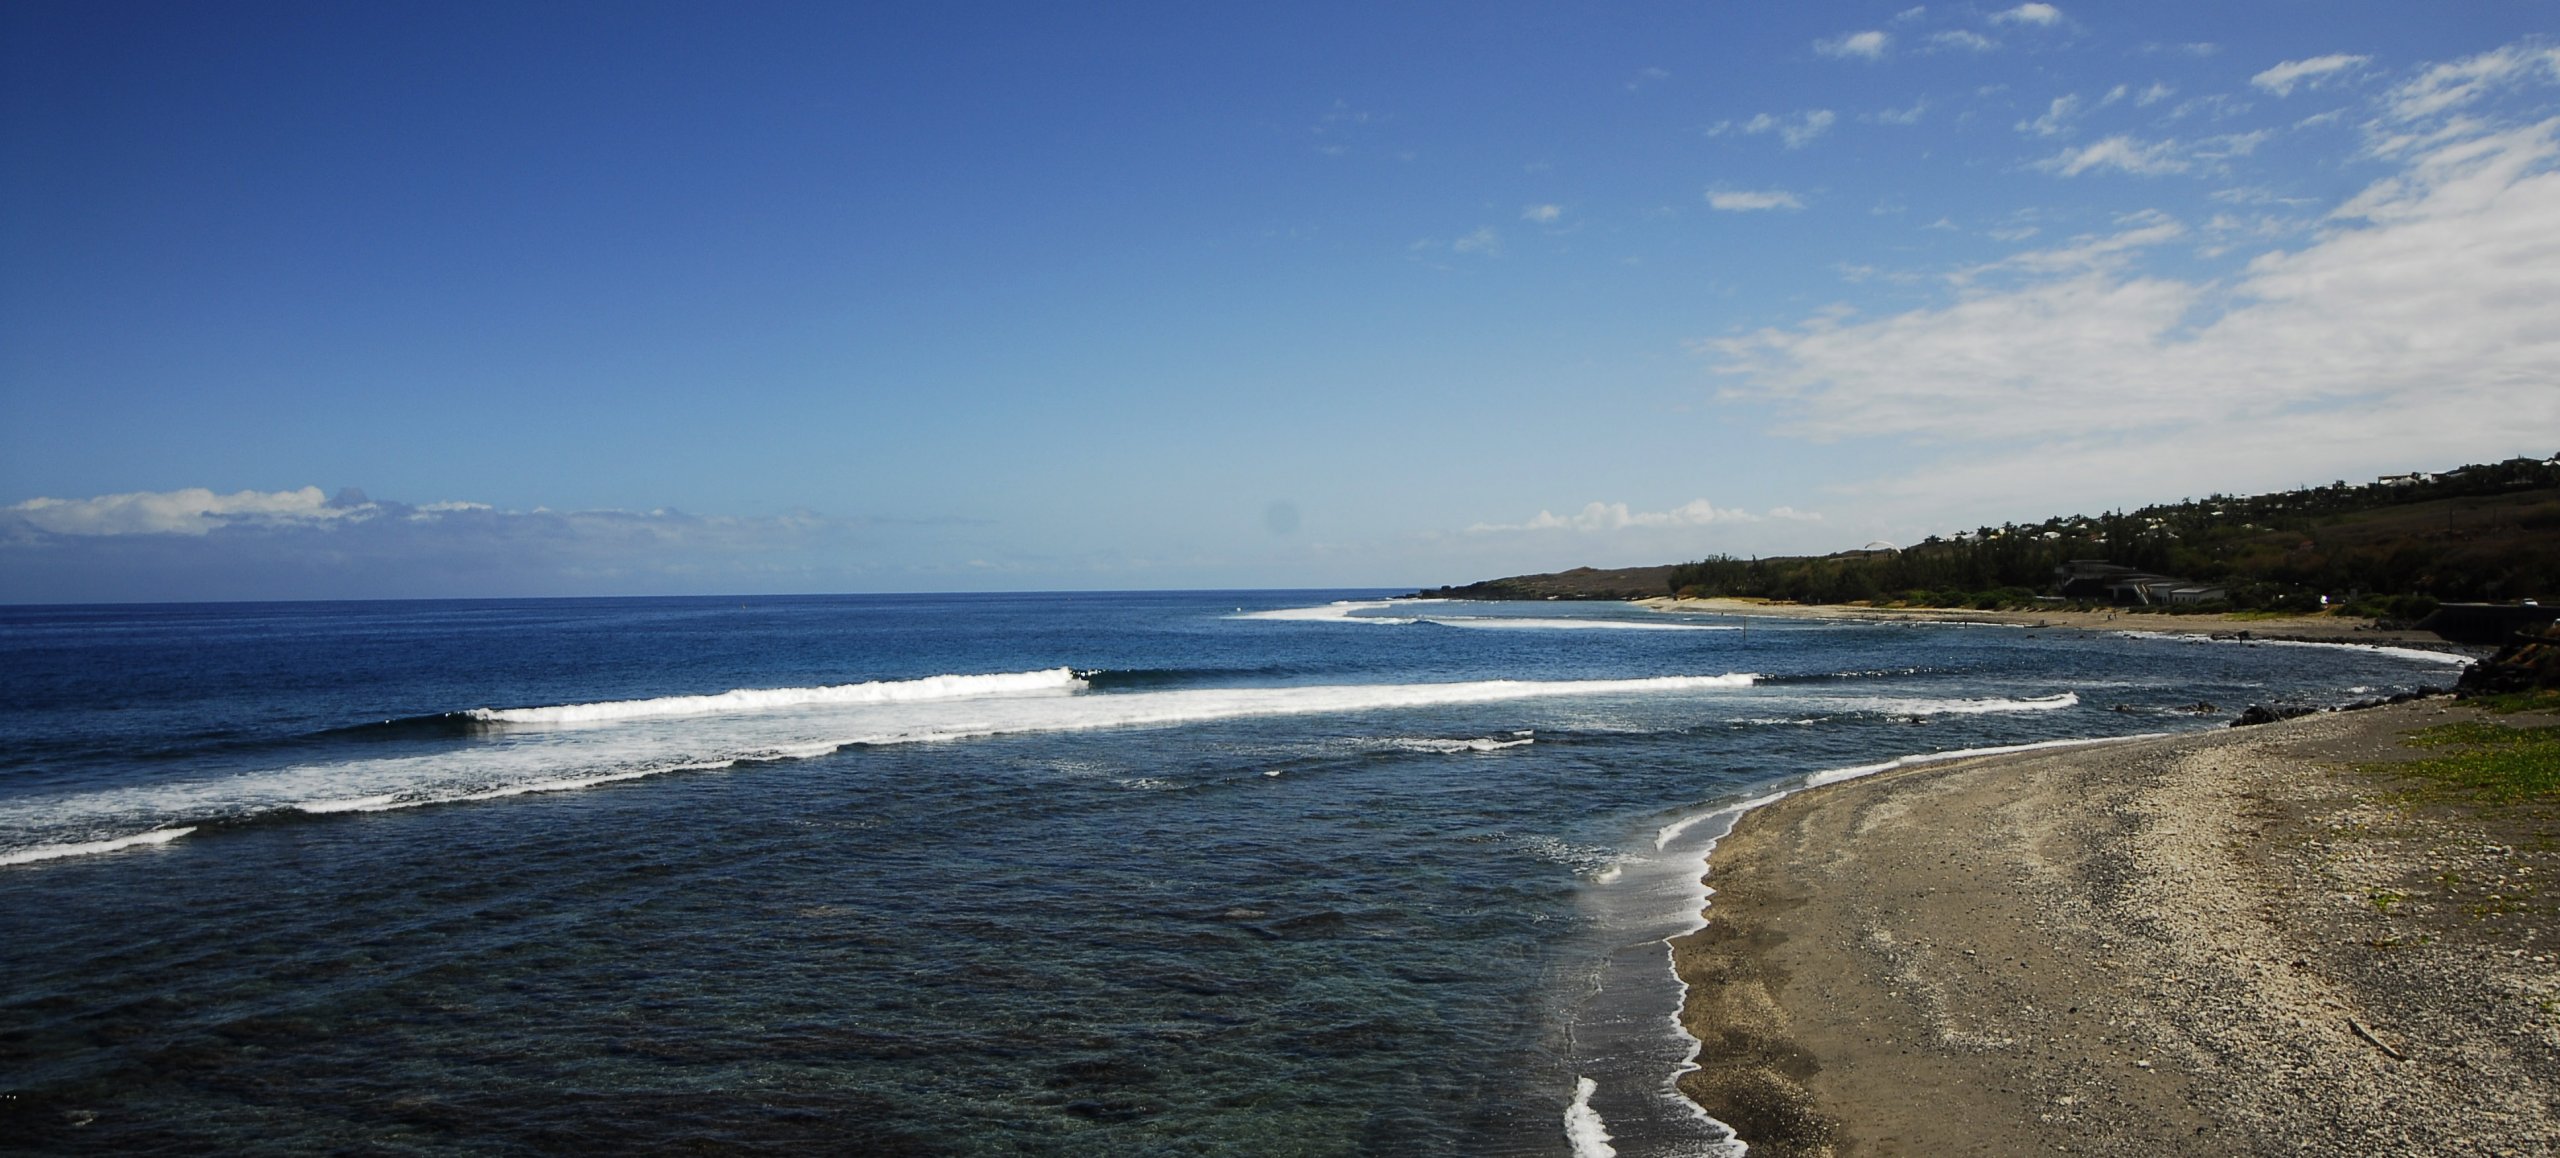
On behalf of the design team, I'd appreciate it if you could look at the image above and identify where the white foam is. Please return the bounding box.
[298,794,401,814]
[1652,812,1713,852]
[1649,791,1788,1157]
[1803,732,2166,788]
[1229,600,1416,624]
[1,672,1760,865]
[1424,617,1739,632]
[2247,638,2475,666]
[1563,1077,1618,1158]
[1816,691,2079,716]
[469,667,1086,726]
[1238,601,1739,632]
[2113,631,2474,667]
[1388,736,1536,754]
[0,826,196,867]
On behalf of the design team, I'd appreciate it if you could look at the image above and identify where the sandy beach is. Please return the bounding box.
[1673,699,2560,1156]
[1637,596,2461,649]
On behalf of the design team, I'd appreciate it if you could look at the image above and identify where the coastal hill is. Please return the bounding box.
[1421,455,2560,614]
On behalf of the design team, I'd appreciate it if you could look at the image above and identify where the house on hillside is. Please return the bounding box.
[2054,559,2227,607]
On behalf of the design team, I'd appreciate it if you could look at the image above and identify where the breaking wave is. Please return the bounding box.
[468,668,1087,725]
[1234,601,1737,632]
[3,671,1757,867]
[1815,691,2079,716]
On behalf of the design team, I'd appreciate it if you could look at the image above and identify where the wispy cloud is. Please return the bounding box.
[1872,98,1929,126]
[2251,53,2371,97]
[1,487,961,601]
[1990,3,2062,26]
[2033,134,2190,176]
[1703,99,2560,520]
[2018,94,2082,137]
[1931,30,1997,53]
[1959,210,2185,279]
[1625,66,1671,92]
[1714,109,1837,148]
[1522,204,1563,224]
[9,486,371,537]
[1453,226,1502,255]
[1816,30,1890,61]
[2385,42,2560,121]
[1706,188,1806,212]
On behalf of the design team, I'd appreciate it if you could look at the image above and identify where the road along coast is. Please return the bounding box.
[1671,699,2559,1156]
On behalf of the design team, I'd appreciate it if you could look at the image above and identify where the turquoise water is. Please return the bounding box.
[0,592,2465,1154]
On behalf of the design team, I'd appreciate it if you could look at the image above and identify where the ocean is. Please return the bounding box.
[0,591,2469,1155]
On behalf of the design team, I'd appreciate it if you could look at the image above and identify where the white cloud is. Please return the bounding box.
[8,486,368,536]
[2019,94,2081,137]
[2034,134,2191,176]
[2251,53,2371,97]
[1817,30,1890,60]
[1703,112,2560,516]
[1990,3,2061,26]
[1453,226,1501,254]
[1707,188,1806,211]
[2211,185,2318,207]
[0,486,956,600]
[2386,43,2560,121]
[2195,129,2273,160]
[1961,211,2184,278]
[1731,108,1837,148]
[1873,99,1928,125]
[1625,66,1671,91]
[1522,203,1563,224]
[2136,82,2176,107]
[1468,499,1816,534]
[1931,30,1997,53]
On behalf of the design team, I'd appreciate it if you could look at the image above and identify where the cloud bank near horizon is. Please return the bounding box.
[0,486,942,602]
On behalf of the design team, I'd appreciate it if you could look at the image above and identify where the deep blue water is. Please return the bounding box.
[0,592,2468,1155]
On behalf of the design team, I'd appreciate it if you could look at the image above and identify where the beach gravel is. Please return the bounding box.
[1672,699,2559,1156]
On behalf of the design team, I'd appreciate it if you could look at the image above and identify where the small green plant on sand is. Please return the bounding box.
[2368,890,2404,914]
[2369,722,2560,805]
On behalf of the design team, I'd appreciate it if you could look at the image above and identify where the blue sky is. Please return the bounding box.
[5,2,2557,600]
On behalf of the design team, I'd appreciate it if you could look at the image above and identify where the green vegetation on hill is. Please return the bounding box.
[1425,456,2560,612]
[1669,456,2559,612]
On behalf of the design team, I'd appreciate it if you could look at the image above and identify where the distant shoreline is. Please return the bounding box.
[1670,699,2560,1155]
[1631,594,2473,651]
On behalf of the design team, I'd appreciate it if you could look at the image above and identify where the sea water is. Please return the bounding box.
[0,592,2467,1154]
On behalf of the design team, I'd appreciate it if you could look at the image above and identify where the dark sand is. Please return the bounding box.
[1673,700,2560,1156]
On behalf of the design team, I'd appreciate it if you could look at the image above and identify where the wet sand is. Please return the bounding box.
[1636,596,2459,649]
[1672,701,2560,1156]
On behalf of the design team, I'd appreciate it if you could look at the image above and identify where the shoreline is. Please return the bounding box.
[1668,699,2560,1155]
[1633,595,2471,651]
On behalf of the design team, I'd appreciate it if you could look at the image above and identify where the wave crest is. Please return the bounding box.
[468,668,1087,725]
